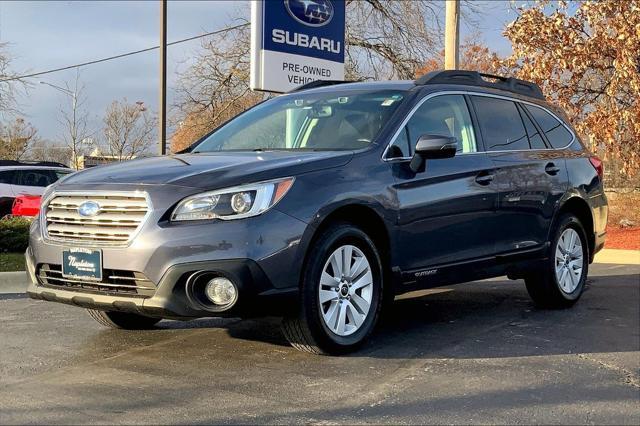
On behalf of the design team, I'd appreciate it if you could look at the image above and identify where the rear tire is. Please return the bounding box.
[86,309,161,329]
[525,214,589,308]
[282,223,384,355]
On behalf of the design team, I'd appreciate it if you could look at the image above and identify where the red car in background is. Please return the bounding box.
[11,194,42,217]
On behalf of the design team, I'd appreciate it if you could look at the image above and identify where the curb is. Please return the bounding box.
[594,249,640,266]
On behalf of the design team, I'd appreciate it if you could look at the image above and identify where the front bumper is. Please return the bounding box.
[26,249,297,318]
[27,184,308,318]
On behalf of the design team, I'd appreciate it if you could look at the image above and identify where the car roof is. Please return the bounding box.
[290,80,553,112]
[289,71,548,105]
[285,80,417,95]
[419,83,550,106]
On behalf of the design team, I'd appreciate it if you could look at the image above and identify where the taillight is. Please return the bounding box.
[589,156,604,179]
[11,198,23,215]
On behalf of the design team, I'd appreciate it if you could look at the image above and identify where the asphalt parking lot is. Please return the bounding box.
[0,263,638,424]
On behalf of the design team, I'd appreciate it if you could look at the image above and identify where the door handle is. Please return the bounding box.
[475,173,494,185]
[545,163,560,175]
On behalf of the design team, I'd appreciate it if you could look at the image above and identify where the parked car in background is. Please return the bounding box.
[0,161,71,218]
[12,194,42,217]
[26,71,607,355]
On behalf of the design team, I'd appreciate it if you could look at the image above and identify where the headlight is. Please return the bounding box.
[171,177,295,221]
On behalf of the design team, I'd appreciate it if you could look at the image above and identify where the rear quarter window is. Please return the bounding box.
[518,104,548,149]
[525,105,574,149]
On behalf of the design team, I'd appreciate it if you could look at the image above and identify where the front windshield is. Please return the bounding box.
[193,89,406,152]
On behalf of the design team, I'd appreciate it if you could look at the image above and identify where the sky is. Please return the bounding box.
[0,0,518,145]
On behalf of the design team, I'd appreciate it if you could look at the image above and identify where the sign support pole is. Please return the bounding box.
[445,0,460,70]
[159,0,167,155]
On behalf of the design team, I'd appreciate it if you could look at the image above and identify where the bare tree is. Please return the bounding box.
[26,140,71,165]
[53,70,92,169]
[171,19,262,152]
[0,117,39,161]
[0,42,28,117]
[102,99,155,161]
[345,0,443,80]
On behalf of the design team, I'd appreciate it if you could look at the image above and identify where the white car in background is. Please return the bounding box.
[0,162,72,218]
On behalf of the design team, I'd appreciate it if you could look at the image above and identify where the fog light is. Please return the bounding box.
[204,277,237,306]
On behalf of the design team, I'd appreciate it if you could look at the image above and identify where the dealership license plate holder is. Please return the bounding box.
[62,248,103,281]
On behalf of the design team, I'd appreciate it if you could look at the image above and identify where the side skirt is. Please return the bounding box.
[394,244,549,295]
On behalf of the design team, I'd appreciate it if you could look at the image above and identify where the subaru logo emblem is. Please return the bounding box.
[285,0,334,27]
[78,201,101,217]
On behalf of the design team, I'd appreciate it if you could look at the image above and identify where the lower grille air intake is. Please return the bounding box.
[37,264,155,298]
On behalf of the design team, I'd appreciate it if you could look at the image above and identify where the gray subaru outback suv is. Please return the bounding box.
[26,71,608,354]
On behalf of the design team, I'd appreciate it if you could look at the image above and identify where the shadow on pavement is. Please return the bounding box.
[84,272,639,361]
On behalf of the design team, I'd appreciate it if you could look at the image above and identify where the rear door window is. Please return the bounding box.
[14,169,57,187]
[0,170,15,185]
[524,105,574,149]
[472,96,530,151]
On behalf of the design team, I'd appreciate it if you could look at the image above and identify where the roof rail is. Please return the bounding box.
[288,79,351,93]
[415,70,545,100]
[0,160,69,168]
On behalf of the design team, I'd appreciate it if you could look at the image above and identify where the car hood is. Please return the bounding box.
[60,151,354,189]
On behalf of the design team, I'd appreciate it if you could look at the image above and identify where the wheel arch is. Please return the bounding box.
[298,202,394,293]
[553,195,595,260]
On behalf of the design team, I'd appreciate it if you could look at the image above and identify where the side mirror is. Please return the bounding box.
[409,134,457,173]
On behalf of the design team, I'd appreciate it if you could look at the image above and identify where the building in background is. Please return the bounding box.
[73,147,136,169]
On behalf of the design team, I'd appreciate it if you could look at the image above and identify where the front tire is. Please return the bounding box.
[282,223,384,355]
[525,214,589,308]
[86,309,161,329]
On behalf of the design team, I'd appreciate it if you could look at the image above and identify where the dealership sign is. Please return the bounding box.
[250,0,346,93]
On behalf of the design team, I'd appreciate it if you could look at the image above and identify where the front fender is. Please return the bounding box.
[272,151,397,286]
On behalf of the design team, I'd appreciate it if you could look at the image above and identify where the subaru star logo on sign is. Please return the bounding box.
[285,0,334,27]
[78,201,100,217]
[250,0,345,93]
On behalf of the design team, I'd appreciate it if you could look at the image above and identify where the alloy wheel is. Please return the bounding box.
[318,245,373,336]
[555,228,584,294]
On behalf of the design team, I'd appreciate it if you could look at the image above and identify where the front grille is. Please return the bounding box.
[37,264,155,298]
[44,192,149,245]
